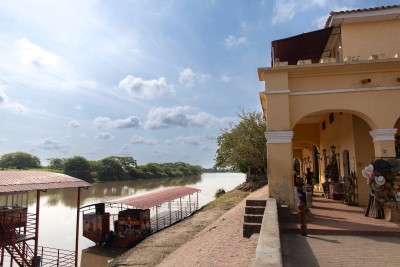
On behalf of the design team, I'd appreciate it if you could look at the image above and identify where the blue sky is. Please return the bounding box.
[0,0,398,168]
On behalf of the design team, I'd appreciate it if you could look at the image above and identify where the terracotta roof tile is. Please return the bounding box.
[325,5,400,28]
[330,5,400,16]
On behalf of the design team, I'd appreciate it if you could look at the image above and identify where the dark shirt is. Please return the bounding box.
[306,171,313,185]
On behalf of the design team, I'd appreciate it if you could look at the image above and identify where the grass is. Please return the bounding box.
[202,189,249,212]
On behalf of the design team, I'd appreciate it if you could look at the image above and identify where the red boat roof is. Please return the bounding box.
[108,186,201,209]
[0,170,92,193]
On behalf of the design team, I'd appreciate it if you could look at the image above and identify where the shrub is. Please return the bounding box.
[214,188,226,198]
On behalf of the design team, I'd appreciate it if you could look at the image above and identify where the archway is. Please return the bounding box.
[292,110,378,206]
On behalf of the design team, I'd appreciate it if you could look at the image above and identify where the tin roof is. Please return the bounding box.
[0,170,92,193]
[108,186,201,209]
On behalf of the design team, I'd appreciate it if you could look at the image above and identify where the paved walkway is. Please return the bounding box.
[158,186,269,267]
[280,191,400,266]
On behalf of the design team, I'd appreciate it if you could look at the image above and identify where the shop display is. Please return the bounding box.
[362,158,400,221]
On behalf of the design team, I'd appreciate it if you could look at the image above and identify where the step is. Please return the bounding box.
[244,214,263,224]
[246,199,267,207]
[245,206,265,215]
[243,222,262,238]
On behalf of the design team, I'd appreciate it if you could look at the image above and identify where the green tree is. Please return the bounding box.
[48,158,66,170]
[108,156,137,174]
[98,157,124,181]
[0,152,41,169]
[214,109,267,175]
[63,156,92,182]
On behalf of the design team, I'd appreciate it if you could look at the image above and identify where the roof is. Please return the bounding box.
[108,186,201,209]
[0,170,92,193]
[325,5,400,28]
[271,27,333,66]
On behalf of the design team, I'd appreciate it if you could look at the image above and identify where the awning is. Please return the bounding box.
[108,186,201,209]
[0,170,92,193]
[271,26,333,66]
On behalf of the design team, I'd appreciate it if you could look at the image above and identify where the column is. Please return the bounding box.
[369,128,397,157]
[265,130,295,207]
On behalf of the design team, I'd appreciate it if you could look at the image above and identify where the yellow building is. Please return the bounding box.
[258,5,400,207]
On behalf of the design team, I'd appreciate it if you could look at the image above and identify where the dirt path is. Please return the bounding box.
[109,185,268,267]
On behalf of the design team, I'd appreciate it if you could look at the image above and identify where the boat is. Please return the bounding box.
[80,186,201,248]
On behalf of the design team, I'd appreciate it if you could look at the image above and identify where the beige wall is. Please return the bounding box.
[267,142,294,206]
[341,20,400,60]
[259,14,400,208]
[293,124,320,145]
[353,116,374,205]
[266,93,291,131]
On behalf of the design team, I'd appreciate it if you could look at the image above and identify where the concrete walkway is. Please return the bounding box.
[280,192,400,266]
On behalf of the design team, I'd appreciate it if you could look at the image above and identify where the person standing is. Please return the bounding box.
[305,168,313,186]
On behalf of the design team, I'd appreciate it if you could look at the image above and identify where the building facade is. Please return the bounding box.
[258,5,400,207]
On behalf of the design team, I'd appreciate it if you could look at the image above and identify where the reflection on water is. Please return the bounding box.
[25,173,245,267]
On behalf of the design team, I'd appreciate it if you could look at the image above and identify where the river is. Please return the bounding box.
[23,172,245,266]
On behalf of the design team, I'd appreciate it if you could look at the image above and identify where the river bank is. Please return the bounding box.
[108,181,267,267]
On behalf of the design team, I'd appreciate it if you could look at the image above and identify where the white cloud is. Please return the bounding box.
[118,75,175,99]
[315,15,329,28]
[111,116,141,129]
[0,87,28,114]
[220,75,231,82]
[310,0,328,7]
[130,135,158,145]
[96,132,113,140]
[34,137,68,151]
[176,136,202,146]
[144,106,231,129]
[93,116,141,129]
[224,35,247,48]
[16,38,59,68]
[178,68,210,88]
[271,0,330,25]
[93,116,112,129]
[68,120,80,128]
[272,0,297,24]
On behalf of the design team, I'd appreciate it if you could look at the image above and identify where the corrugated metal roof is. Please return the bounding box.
[0,170,92,193]
[108,186,200,209]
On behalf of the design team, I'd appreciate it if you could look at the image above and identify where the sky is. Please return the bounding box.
[0,0,398,168]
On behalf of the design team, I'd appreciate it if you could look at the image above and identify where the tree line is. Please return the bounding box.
[0,152,202,183]
[0,110,267,182]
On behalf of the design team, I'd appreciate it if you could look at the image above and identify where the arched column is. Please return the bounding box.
[265,130,294,207]
[369,128,397,157]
